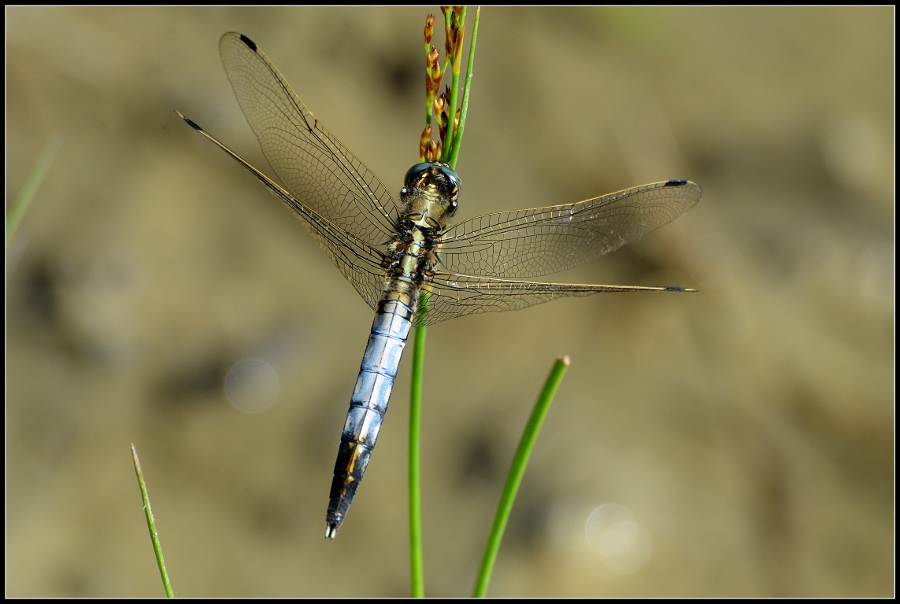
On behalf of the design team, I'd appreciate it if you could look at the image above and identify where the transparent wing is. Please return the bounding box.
[437,180,701,278]
[415,272,693,326]
[218,32,402,248]
[177,112,388,311]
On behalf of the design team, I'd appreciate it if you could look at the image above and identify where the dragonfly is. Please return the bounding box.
[177,32,701,540]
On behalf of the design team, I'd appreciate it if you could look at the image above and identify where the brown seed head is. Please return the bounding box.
[419,125,433,163]
[425,139,441,163]
[424,14,435,47]
[427,47,441,94]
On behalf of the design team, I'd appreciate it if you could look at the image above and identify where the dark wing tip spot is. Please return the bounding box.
[665,180,688,187]
[181,115,202,132]
[239,34,258,52]
[664,286,697,292]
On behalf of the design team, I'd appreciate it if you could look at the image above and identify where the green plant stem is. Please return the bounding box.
[443,6,465,157]
[409,295,428,598]
[473,356,570,598]
[131,444,174,598]
[448,7,479,169]
[409,7,478,596]
[7,133,62,250]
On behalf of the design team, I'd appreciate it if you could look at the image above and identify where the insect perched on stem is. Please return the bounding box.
[177,31,700,539]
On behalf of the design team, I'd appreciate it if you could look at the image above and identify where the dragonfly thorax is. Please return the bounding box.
[399,162,461,231]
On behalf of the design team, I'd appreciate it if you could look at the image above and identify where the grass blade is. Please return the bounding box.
[473,356,570,598]
[7,133,62,250]
[131,444,174,597]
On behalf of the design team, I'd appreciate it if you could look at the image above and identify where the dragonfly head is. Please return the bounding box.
[400,162,461,229]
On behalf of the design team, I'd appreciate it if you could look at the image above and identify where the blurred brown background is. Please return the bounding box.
[6,6,893,597]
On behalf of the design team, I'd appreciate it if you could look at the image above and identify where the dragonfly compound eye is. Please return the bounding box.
[436,164,461,206]
[404,163,432,188]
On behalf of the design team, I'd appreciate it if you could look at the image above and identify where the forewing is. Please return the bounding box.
[218,32,401,248]
[415,272,691,326]
[437,180,701,278]
[177,112,387,311]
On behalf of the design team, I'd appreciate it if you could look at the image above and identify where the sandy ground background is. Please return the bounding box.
[6,6,893,597]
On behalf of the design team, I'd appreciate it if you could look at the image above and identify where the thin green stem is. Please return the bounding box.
[448,6,479,169]
[443,6,465,160]
[410,7,478,596]
[441,7,453,50]
[131,444,174,598]
[409,292,429,598]
[7,133,62,250]
[473,357,570,598]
